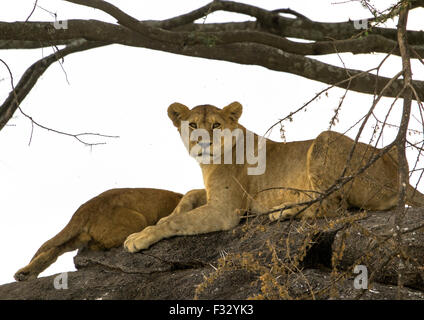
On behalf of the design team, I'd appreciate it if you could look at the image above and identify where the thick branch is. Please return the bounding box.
[1,0,424,131]
[3,0,424,51]
[1,20,423,102]
[177,43,421,100]
[164,1,424,45]
[64,0,166,37]
[5,20,424,59]
[226,1,424,45]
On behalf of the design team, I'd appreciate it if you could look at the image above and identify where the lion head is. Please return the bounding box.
[167,102,244,164]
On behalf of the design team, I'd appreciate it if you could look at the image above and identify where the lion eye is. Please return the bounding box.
[212,122,221,129]
[189,122,197,129]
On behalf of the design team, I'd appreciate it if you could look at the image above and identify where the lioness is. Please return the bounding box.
[14,188,187,281]
[124,102,424,253]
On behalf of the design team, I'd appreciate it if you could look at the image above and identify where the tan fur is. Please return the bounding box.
[14,188,183,281]
[124,102,424,253]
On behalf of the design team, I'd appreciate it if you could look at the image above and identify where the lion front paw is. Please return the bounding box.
[124,226,160,253]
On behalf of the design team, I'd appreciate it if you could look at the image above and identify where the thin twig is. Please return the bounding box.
[25,0,39,22]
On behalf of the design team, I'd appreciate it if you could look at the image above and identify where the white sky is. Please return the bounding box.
[0,0,423,286]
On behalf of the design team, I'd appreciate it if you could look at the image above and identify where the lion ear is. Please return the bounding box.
[168,102,189,127]
[222,101,243,122]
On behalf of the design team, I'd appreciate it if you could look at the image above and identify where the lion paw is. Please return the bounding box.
[269,210,285,222]
[268,204,298,221]
[124,226,158,253]
[14,267,35,282]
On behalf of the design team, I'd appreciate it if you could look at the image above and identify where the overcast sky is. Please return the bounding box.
[0,0,423,286]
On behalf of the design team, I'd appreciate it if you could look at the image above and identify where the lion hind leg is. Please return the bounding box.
[268,202,319,221]
[268,194,349,222]
[268,203,302,221]
[14,232,90,281]
[14,211,90,282]
[89,207,150,249]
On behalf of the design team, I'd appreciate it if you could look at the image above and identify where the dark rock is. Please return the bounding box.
[287,269,424,300]
[0,208,423,300]
[333,208,424,291]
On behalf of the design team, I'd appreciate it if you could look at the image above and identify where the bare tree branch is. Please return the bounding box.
[393,2,414,299]
[24,0,38,22]
[1,0,423,136]
[0,39,107,130]
[17,107,119,146]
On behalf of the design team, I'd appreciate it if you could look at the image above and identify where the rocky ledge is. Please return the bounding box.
[1,208,423,300]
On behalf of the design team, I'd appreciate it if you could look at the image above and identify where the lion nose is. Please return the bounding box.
[198,141,212,149]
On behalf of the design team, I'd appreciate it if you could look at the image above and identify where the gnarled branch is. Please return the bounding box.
[1,0,424,130]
